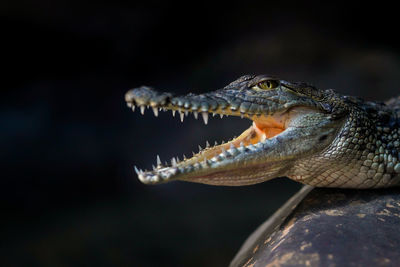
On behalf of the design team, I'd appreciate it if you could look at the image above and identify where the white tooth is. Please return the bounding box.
[193,111,198,119]
[171,157,177,167]
[132,106,136,112]
[202,112,209,125]
[206,141,210,148]
[212,113,216,117]
[157,155,162,166]
[134,166,140,174]
[172,110,176,117]
[140,106,145,115]
[152,165,156,170]
[261,134,267,142]
[180,112,185,122]
[183,154,187,160]
[198,145,203,152]
[152,107,159,117]
[219,114,224,119]
[214,141,218,146]
[185,110,188,116]
[127,102,132,108]
[176,156,180,163]
[240,114,244,119]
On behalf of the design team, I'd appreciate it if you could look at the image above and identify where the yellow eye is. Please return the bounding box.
[257,80,279,90]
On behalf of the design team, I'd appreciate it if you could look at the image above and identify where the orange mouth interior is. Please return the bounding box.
[194,114,288,161]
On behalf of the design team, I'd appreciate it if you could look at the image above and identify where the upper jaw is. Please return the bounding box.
[124,80,293,123]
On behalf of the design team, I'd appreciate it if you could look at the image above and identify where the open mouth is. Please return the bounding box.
[125,86,291,184]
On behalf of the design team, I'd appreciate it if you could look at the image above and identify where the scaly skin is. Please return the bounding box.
[125,75,400,188]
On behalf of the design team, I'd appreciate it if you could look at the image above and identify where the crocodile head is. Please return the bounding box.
[125,75,346,186]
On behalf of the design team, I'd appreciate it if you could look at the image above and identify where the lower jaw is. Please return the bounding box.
[137,114,289,184]
[179,157,283,185]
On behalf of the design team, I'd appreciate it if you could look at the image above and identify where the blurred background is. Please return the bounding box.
[2,1,400,266]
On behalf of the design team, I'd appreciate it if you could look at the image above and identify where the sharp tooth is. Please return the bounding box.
[185,110,189,116]
[193,111,198,119]
[212,113,216,117]
[240,114,244,119]
[219,114,224,119]
[183,154,187,160]
[176,156,180,163]
[152,165,156,170]
[132,106,136,112]
[202,112,209,125]
[134,166,140,174]
[261,134,267,142]
[192,151,196,156]
[214,141,218,146]
[180,112,185,122]
[157,155,162,166]
[140,106,145,115]
[206,141,210,148]
[172,110,176,117]
[198,145,203,152]
[171,157,177,167]
[152,107,159,117]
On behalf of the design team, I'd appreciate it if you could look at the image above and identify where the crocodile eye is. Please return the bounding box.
[256,79,280,90]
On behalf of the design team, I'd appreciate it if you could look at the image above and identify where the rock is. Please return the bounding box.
[230,186,400,267]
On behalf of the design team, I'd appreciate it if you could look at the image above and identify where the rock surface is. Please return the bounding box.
[230,186,400,267]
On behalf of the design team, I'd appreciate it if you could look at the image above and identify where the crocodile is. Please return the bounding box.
[125,75,400,188]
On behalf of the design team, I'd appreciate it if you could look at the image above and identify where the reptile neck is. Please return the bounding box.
[290,99,400,188]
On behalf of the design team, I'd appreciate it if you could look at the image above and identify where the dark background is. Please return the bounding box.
[2,1,400,266]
